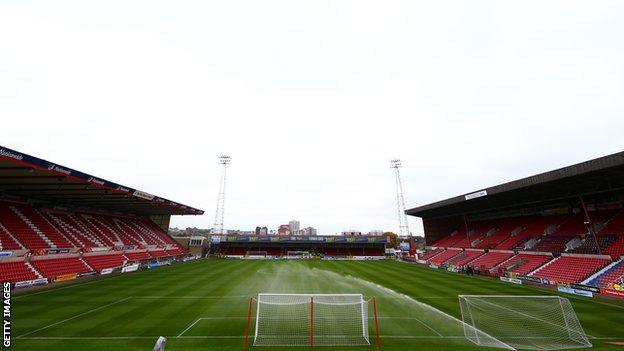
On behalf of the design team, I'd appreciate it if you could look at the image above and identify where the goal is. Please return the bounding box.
[286,251,311,259]
[248,293,378,347]
[458,295,591,350]
[245,251,268,259]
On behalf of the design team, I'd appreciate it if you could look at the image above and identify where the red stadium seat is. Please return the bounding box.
[0,260,40,283]
[82,254,126,272]
[30,257,92,278]
[124,250,152,261]
[467,251,515,271]
[530,256,610,284]
[11,204,73,249]
[0,200,187,256]
[448,250,484,267]
[419,248,444,260]
[499,253,553,276]
[428,249,463,265]
[0,203,50,250]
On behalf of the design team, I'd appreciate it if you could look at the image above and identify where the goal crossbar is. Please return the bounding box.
[258,293,364,297]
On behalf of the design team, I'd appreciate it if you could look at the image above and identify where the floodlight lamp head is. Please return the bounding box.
[390,159,401,168]
[218,155,231,165]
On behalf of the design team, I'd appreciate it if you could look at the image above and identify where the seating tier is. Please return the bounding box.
[83,254,126,272]
[0,261,39,283]
[530,256,610,284]
[30,257,92,278]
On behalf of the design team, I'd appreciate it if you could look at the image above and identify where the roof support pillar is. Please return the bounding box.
[463,215,470,246]
[578,195,603,255]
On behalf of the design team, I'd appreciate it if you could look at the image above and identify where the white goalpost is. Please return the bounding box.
[247,293,378,348]
[286,251,311,259]
[245,251,268,259]
[458,295,592,350]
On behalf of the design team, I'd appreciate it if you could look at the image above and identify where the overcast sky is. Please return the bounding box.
[1,1,623,235]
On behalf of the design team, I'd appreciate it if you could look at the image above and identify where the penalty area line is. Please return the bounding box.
[16,297,132,338]
[133,295,249,299]
[177,318,202,337]
[176,317,249,337]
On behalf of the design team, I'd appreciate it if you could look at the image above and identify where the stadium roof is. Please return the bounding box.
[407,151,624,219]
[0,145,203,216]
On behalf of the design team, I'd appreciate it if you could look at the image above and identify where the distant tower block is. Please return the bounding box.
[213,155,231,234]
[390,159,410,237]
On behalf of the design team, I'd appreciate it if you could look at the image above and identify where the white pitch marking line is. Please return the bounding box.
[175,314,447,339]
[133,295,249,299]
[132,295,460,300]
[177,318,202,337]
[13,278,112,300]
[403,316,443,336]
[17,297,132,338]
[375,296,459,299]
[468,297,596,339]
[157,316,452,321]
[373,316,448,335]
[17,335,624,340]
[176,317,249,337]
[20,336,163,340]
[177,336,245,339]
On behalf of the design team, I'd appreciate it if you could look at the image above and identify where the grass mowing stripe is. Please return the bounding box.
[133,296,250,299]
[398,260,624,310]
[18,336,624,340]
[14,259,220,300]
[14,260,242,335]
[310,261,621,341]
[12,259,624,351]
[466,295,596,339]
[17,297,132,338]
[177,319,202,337]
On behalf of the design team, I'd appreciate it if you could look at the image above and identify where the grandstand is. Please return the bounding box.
[214,235,386,259]
[7,145,624,351]
[8,147,624,351]
[408,151,624,296]
[0,145,202,287]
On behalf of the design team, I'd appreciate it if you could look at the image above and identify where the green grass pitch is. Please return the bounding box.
[13,259,624,351]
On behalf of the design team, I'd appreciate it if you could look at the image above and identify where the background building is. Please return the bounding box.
[255,226,268,235]
[278,224,291,235]
[289,220,300,234]
[302,227,317,236]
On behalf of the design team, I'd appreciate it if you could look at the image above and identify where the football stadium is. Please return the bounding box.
[2,144,623,351]
[2,1,624,350]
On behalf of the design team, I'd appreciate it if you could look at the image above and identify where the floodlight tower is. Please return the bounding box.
[390,159,410,238]
[213,155,231,235]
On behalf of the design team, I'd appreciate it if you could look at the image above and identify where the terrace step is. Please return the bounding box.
[10,206,54,248]
[25,261,44,279]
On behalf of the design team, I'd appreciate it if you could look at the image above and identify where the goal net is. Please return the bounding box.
[286,251,311,259]
[245,251,268,259]
[459,295,591,350]
[252,293,371,347]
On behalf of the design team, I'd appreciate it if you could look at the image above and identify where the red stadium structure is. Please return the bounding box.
[0,145,203,288]
[407,151,624,298]
[213,235,386,259]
